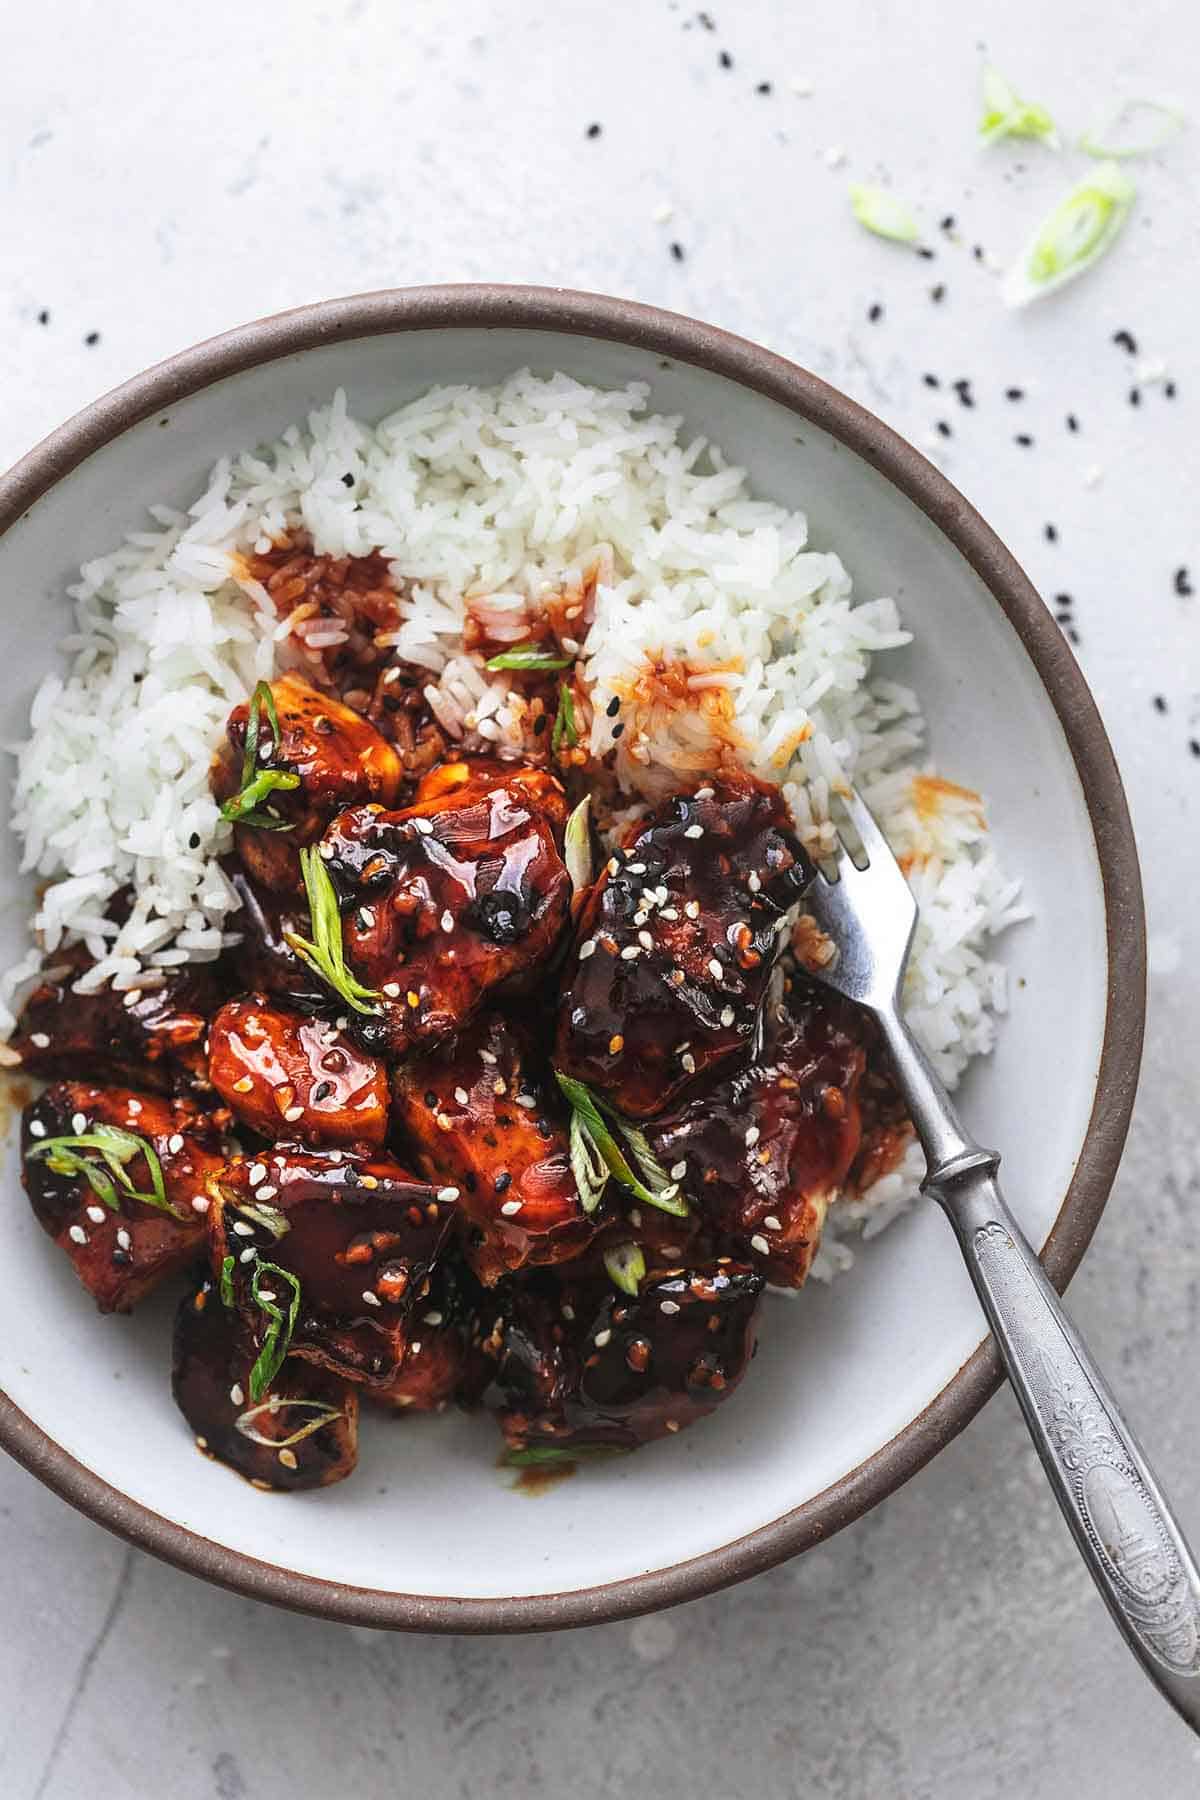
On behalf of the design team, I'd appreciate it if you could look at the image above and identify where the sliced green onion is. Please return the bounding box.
[849,184,921,244]
[503,1443,626,1467]
[30,1125,187,1220]
[219,1255,236,1309]
[551,680,578,756]
[1080,99,1185,160]
[604,1242,646,1297]
[284,845,381,1015]
[569,1110,610,1215]
[554,1071,689,1217]
[221,681,300,830]
[979,64,1059,147]
[234,1397,345,1446]
[1003,161,1136,307]
[485,644,573,672]
[247,1260,302,1401]
[563,795,592,893]
[233,1199,291,1240]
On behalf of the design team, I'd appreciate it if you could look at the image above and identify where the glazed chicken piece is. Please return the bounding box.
[483,1258,764,1455]
[207,1147,457,1387]
[651,974,866,1287]
[392,1011,602,1285]
[213,673,404,892]
[172,1274,358,1490]
[364,1256,484,1414]
[10,942,229,1097]
[21,1083,228,1312]
[555,776,814,1119]
[209,995,389,1149]
[319,758,572,1058]
[226,868,332,1011]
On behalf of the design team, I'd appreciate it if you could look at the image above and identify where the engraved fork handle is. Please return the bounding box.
[875,1008,1200,1734]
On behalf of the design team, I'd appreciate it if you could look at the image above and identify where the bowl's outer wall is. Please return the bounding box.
[0,288,1145,1631]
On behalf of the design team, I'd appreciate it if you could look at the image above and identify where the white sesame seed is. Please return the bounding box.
[660,907,679,921]
[248,1162,266,1186]
[660,1183,680,1202]
[116,1228,132,1251]
[670,1161,687,1181]
[683,824,704,839]
[629,1208,642,1228]
[437,1186,460,1203]
[561,635,581,654]
[68,1225,88,1245]
[685,901,700,919]
[284,1106,304,1122]
[257,1290,276,1304]
[28,1119,45,1138]
[514,1094,537,1110]
[328,1150,343,1163]
[383,981,402,998]
[239,1247,256,1263]
[660,1300,680,1315]
[750,1234,770,1255]
[86,1205,106,1224]
[479,1048,498,1064]
[362,1289,382,1307]
[493,1077,508,1096]
[191,1195,210,1214]
[720,1006,735,1027]
[233,1221,254,1236]
[318,840,336,859]
[763,1215,782,1231]
[745,1126,761,1147]
[358,906,376,929]
[278,1448,299,1470]
[413,816,434,836]
[408,1341,423,1356]
[423,1310,444,1326]
[708,959,723,982]
[594,1328,612,1348]
[233,1076,253,1094]
[748,872,762,893]
[607,858,620,877]
[638,930,654,951]
[578,940,597,961]
[127,1099,142,1116]
[454,1087,470,1106]
[561,1303,575,1320]
[167,1133,184,1155]
[123,989,142,1008]
[633,911,648,927]
[71,1111,87,1134]
[681,1052,696,1074]
[30,1033,50,1048]
[628,862,647,874]
[230,1383,245,1406]
[621,945,642,961]
[441,909,454,933]
[695,786,715,799]
[256,1185,277,1201]
[336,1015,349,1030]
[500,1199,523,1216]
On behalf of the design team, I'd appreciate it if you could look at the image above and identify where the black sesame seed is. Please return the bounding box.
[1129,387,1141,407]
[84,331,100,346]
[494,1170,512,1193]
[940,214,956,231]
[1015,433,1033,447]
[935,420,952,438]
[922,373,940,389]
[1066,627,1081,646]
[917,246,936,260]
[867,302,884,323]
[670,241,685,262]
[952,379,974,408]
[1190,740,1200,759]
[1005,387,1024,402]
[188,832,201,848]
[718,49,733,68]
[424,1091,438,1109]
[1112,329,1138,354]
[606,695,621,718]
[312,1081,334,1102]
[930,283,946,303]
[1165,381,1177,399]
[37,308,49,325]
[1175,567,1194,597]
[755,80,772,94]
[1066,413,1080,433]
[1045,524,1058,543]
[972,244,984,261]
[341,472,354,488]
[1054,593,1073,608]
[612,721,626,739]
[586,122,602,138]
[532,713,548,735]
[1153,695,1168,714]
[697,8,715,27]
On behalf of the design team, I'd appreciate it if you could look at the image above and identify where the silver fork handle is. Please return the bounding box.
[875,1009,1200,1732]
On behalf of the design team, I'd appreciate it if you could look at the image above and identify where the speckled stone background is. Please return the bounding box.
[2,2,1198,1794]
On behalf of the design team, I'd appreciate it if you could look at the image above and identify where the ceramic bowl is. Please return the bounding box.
[0,287,1144,1630]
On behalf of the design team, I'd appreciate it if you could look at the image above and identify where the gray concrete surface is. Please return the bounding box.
[2,2,1199,1794]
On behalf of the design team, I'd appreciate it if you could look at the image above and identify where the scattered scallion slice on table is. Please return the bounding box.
[484,644,573,672]
[849,184,921,245]
[1002,161,1136,307]
[555,1071,689,1217]
[247,1260,302,1401]
[220,680,301,830]
[29,1125,187,1220]
[284,845,381,1014]
[1080,99,1185,160]
[979,64,1059,147]
[604,1242,646,1297]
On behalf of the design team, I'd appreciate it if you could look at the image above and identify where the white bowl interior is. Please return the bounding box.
[0,329,1107,1602]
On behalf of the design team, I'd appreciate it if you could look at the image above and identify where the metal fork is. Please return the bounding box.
[802,785,1200,1733]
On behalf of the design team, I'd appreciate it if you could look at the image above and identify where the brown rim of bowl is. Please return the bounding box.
[0,284,1145,1634]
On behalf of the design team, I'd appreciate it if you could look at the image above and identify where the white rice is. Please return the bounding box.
[2,370,1028,1263]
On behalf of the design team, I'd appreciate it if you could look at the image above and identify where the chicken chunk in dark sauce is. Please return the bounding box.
[209,996,389,1149]
[21,1083,228,1311]
[555,776,814,1118]
[483,1259,764,1455]
[364,1255,484,1414]
[321,758,572,1057]
[172,1275,359,1490]
[392,1011,601,1285]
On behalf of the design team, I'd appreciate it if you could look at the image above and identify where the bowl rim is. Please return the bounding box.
[0,283,1146,1633]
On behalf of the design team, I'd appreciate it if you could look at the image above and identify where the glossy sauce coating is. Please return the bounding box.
[225,867,331,1011]
[209,995,388,1148]
[208,1147,456,1385]
[555,776,814,1118]
[393,1011,601,1285]
[363,1257,483,1413]
[172,1277,358,1490]
[321,759,571,1057]
[21,1082,227,1312]
[651,975,866,1286]
[484,1259,764,1452]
